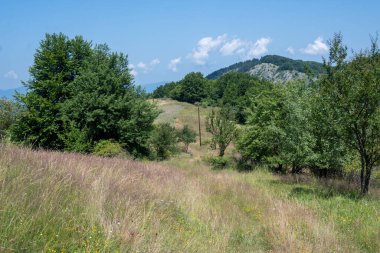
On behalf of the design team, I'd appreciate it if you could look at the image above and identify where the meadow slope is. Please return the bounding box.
[0,99,379,252]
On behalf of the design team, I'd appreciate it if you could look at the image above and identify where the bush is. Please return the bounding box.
[61,122,92,153]
[207,156,230,170]
[93,140,125,158]
[150,123,178,160]
[0,99,18,140]
[177,125,197,153]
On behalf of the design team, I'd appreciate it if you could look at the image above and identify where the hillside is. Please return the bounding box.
[1,99,379,252]
[206,55,324,83]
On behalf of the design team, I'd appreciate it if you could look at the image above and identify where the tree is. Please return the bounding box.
[281,81,315,174]
[178,72,207,103]
[318,33,380,194]
[177,125,197,152]
[150,123,178,160]
[237,83,288,171]
[12,33,92,149]
[11,33,158,157]
[206,108,236,157]
[214,72,267,123]
[61,44,158,156]
[238,80,316,173]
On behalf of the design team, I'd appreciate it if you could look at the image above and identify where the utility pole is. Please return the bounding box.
[198,106,202,146]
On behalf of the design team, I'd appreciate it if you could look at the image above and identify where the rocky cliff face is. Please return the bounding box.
[248,63,308,83]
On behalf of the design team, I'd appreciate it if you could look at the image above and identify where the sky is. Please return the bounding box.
[0,0,379,90]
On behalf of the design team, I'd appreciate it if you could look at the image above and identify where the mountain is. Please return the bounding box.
[206,55,324,83]
[140,81,169,93]
[0,86,27,100]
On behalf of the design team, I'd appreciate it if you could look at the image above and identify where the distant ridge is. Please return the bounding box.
[206,55,324,83]
[0,86,27,100]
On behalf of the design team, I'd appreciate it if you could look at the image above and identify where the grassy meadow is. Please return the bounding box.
[0,99,379,252]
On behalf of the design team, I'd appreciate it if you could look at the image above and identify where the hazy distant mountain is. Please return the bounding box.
[206,55,324,83]
[0,86,27,100]
[141,81,168,93]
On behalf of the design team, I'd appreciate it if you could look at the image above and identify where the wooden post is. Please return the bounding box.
[198,106,202,146]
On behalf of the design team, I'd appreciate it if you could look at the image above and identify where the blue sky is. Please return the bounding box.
[1,0,379,90]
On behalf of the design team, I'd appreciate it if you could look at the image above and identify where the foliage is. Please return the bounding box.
[11,33,92,149]
[206,156,230,170]
[177,125,197,152]
[150,123,178,160]
[60,121,92,153]
[0,99,18,139]
[206,108,236,157]
[316,33,380,194]
[152,81,180,99]
[93,139,125,157]
[237,83,288,171]
[61,44,158,157]
[238,80,316,173]
[178,72,208,103]
[11,33,158,158]
[213,72,269,123]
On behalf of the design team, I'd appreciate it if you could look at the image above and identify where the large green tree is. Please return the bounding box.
[238,81,314,172]
[12,33,91,149]
[317,33,380,194]
[61,44,158,156]
[237,83,287,170]
[12,33,158,157]
[178,72,207,103]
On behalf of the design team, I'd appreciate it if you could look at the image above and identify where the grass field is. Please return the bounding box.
[0,99,379,252]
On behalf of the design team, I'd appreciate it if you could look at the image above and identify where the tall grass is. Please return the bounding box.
[2,143,378,252]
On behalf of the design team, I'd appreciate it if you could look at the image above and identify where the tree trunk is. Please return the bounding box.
[218,146,225,157]
[360,155,365,192]
[276,164,284,173]
[360,154,372,195]
[291,163,302,174]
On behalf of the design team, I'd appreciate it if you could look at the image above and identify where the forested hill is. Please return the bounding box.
[206,55,324,82]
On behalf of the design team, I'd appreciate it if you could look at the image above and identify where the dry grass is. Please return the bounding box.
[1,143,372,252]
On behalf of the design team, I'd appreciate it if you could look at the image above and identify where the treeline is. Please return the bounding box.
[0,33,196,160]
[154,33,380,194]
[152,71,270,124]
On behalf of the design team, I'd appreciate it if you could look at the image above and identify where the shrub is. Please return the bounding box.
[177,125,197,153]
[93,140,125,157]
[150,123,178,160]
[0,99,18,140]
[61,122,92,153]
[207,156,230,170]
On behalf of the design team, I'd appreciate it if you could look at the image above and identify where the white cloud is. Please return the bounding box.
[134,58,161,73]
[187,34,272,64]
[300,37,328,55]
[168,57,181,72]
[137,62,148,72]
[286,47,295,54]
[150,58,160,66]
[219,36,271,59]
[4,70,18,80]
[220,39,244,56]
[244,37,271,59]
[187,34,227,65]
[128,64,138,77]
